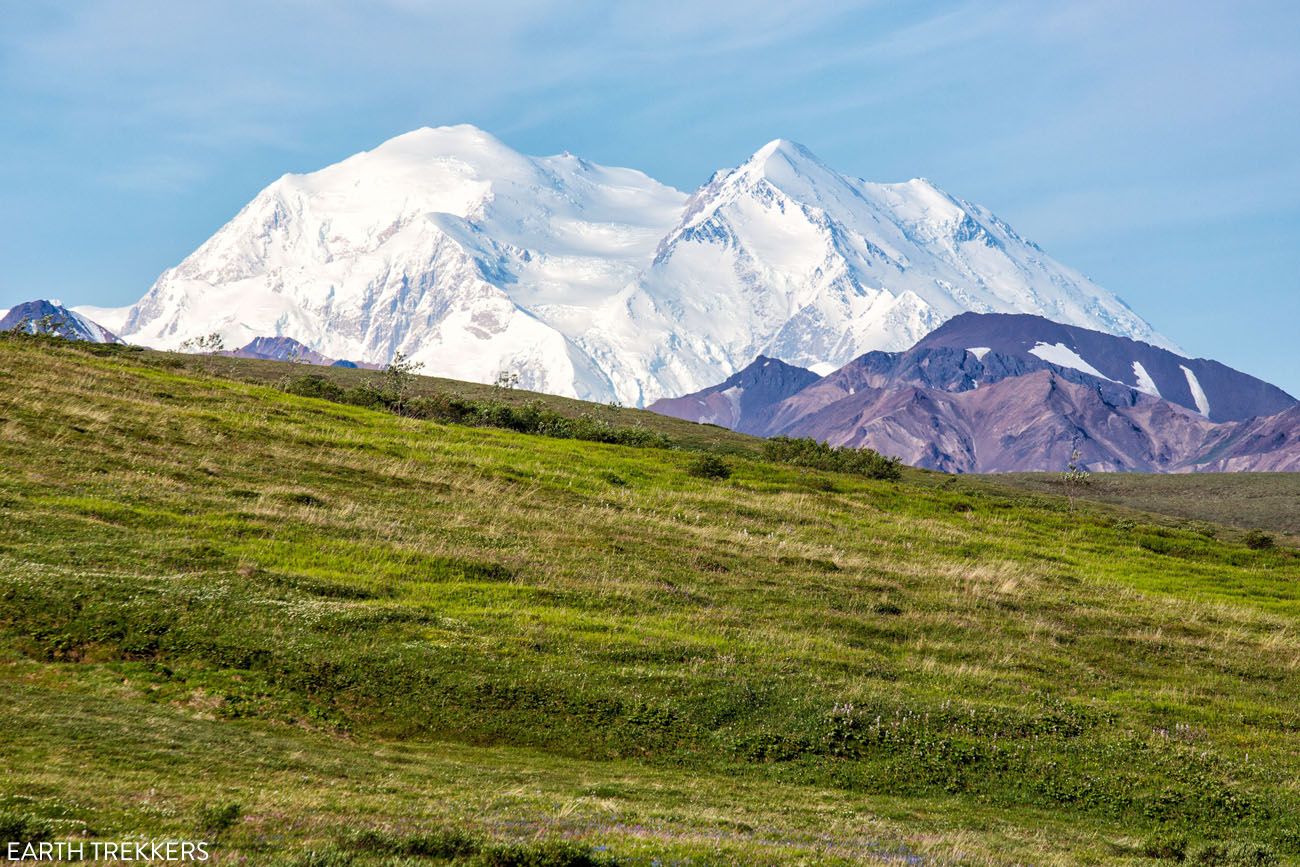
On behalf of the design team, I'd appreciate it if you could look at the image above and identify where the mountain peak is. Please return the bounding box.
[743,138,830,176]
[364,124,522,166]
[97,125,1180,407]
[392,123,503,145]
[751,137,811,158]
[1,298,123,344]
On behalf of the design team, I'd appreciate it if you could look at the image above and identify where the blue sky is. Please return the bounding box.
[2,1,1298,393]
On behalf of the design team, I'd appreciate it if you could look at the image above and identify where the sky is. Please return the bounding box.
[2,0,1298,393]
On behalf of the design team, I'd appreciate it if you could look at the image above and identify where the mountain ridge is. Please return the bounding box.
[0,299,122,344]
[650,313,1299,473]
[77,125,1172,406]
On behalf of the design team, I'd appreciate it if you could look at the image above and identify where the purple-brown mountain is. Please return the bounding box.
[647,357,820,435]
[221,336,375,368]
[0,300,122,344]
[910,313,1294,423]
[649,314,1300,473]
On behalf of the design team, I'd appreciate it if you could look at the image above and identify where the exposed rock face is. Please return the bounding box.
[774,371,1225,473]
[651,313,1298,473]
[648,356,819,434]
[911,312,1295,422]
[1189,406,1300,472]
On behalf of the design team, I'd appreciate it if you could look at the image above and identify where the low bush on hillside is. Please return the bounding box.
[0,811,51,844]
[1184,840,1279,866]
[197,801,242,835]
[406,394,672,449]
[761,436,902,480]
[282,374,672,449]
[282,373,383,408]
[1243,529,1276,551]
[686,453,732,480]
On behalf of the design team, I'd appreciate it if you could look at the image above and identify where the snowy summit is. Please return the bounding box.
[85,125,1172,406]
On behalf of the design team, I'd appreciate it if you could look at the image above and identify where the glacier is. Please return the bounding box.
[82,125,1173,406]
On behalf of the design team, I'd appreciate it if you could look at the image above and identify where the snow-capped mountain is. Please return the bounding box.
[83,125,1172,406]
[589,140,1171,403]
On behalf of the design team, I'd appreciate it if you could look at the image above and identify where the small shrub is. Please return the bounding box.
[1243,529,1275,551]
[687,453,731,480]
[761,436,901,480]
[1142,831,1187,860]
[0,811,52,843]
[476,839,613,867]
[284,374,346,403]
[197,801,242,835]
[340,827,480,859]
[282,491,326,508]
[365,391,671,449]
[1185,840,1278,866]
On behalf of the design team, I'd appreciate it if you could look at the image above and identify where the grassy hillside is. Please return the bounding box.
[979,473,1300,544]
[200,351,767,456]
[2,334,1299,865]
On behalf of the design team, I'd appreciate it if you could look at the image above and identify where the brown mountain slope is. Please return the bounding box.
[776,371,1227,472]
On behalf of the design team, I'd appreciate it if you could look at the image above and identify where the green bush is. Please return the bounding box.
[1242,529,1275,550]
[340,827,480,858]
[761,436,901,480]
[476,839,614,867]
[283,377,673,450]
[686,453,732,480]
[284,374,346,402]
[197,801,242,835]
[1185,840,1278,866]
[0,810,52,843]
[1142,831,1187,860]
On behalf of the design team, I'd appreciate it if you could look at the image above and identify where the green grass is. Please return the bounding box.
[1,334,1299,865]
[182,348,767,455]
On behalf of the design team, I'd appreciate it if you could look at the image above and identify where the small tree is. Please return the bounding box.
[382,351,422,413]
[1060,448,1091,511]
[6,314,67,338]
[36,313,67,337]
[179,332,226,375]
[493,369,520,392]
[180,332,225,354]
[4,316,34,338]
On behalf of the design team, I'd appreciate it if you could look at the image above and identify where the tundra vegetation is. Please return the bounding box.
[1,331,1298,865]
